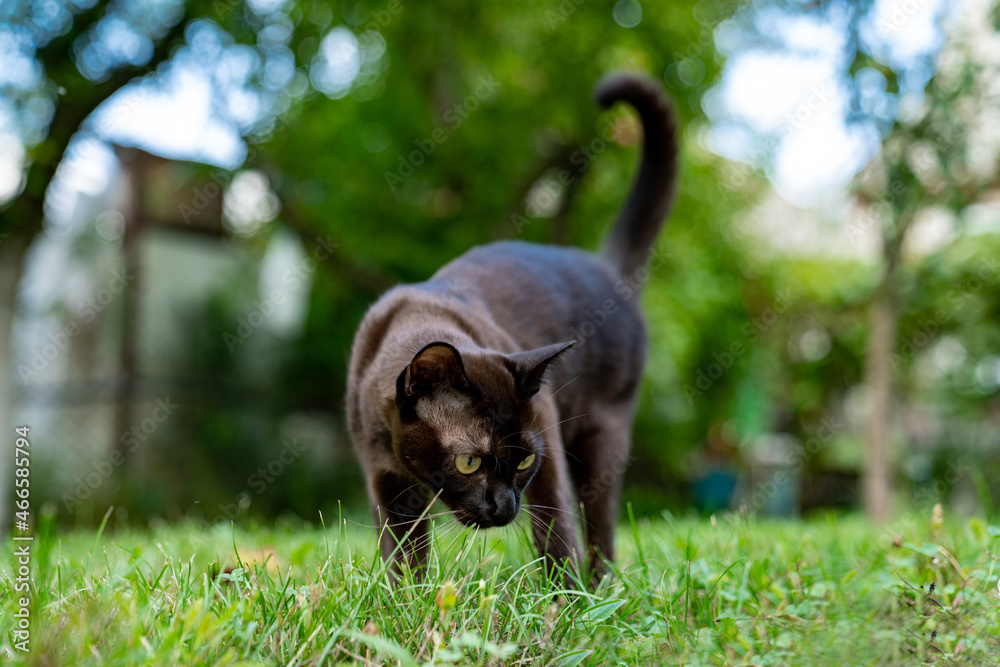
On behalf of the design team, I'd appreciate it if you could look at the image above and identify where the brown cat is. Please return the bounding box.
[346,73,678,580]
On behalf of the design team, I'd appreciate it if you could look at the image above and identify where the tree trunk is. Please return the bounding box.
[862,254,902,522]
[0,234,30,528]
[862,203,916,522]
[112,165,141,462]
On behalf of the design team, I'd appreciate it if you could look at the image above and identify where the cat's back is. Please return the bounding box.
[433,240,622,303]
[431,239,645,356]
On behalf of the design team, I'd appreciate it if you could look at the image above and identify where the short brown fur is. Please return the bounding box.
[346,74,679,580]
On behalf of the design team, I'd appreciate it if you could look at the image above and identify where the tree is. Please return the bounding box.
[714,0,999,519]
[4,0,767,522]
[854,3,1000,519]
[0,0,272,524]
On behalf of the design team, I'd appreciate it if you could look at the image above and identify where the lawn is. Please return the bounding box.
[2,507,999,665]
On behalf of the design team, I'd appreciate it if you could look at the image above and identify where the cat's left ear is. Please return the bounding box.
[507,341,577,397]
[403,342,469,398]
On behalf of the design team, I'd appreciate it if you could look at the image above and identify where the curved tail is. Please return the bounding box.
[594,74,680,277]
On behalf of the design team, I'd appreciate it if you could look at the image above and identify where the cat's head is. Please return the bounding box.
[390,340,575,528]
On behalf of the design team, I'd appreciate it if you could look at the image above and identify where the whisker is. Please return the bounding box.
[442,520,474,555]
[383,511,454,528]
[523,503,578,517]
[386,482,426,508]
[530,511,576,556]
[526,517,572,559]
[346,509,454,531]
[498,429,528,446]
[513,515,536,556]
[536,412,589,435]
[499,411,590,467]
[524,412,591,466]
[386,507,452,520]
[523,508,575,557]
[545,373,582,404]
[381,482,437,516]
[412,517,461,555]
[413,521,455,554]
[526,373,583,432]
[534,445,585,467]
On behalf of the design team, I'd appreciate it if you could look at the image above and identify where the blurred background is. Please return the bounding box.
[1,0,998,529]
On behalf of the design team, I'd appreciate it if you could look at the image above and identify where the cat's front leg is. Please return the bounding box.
[370,468,433,579]
[523,401,581,581]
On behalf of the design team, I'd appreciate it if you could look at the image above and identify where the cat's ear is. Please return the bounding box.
[403,342,469,398]
[507,341,576,397]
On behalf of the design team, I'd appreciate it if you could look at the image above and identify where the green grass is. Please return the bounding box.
[3,507,1000,665]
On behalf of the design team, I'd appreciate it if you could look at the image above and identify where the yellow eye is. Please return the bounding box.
[517,453,536,470]
[455,455,482,474]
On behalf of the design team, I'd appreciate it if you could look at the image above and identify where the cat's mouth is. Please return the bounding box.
[454,508,519,529]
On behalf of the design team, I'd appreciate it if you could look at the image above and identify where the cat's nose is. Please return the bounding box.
[491,488,517,524]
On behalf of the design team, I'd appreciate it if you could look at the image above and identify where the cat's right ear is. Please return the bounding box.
[507,340,577,396]
[401,342,469,398]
